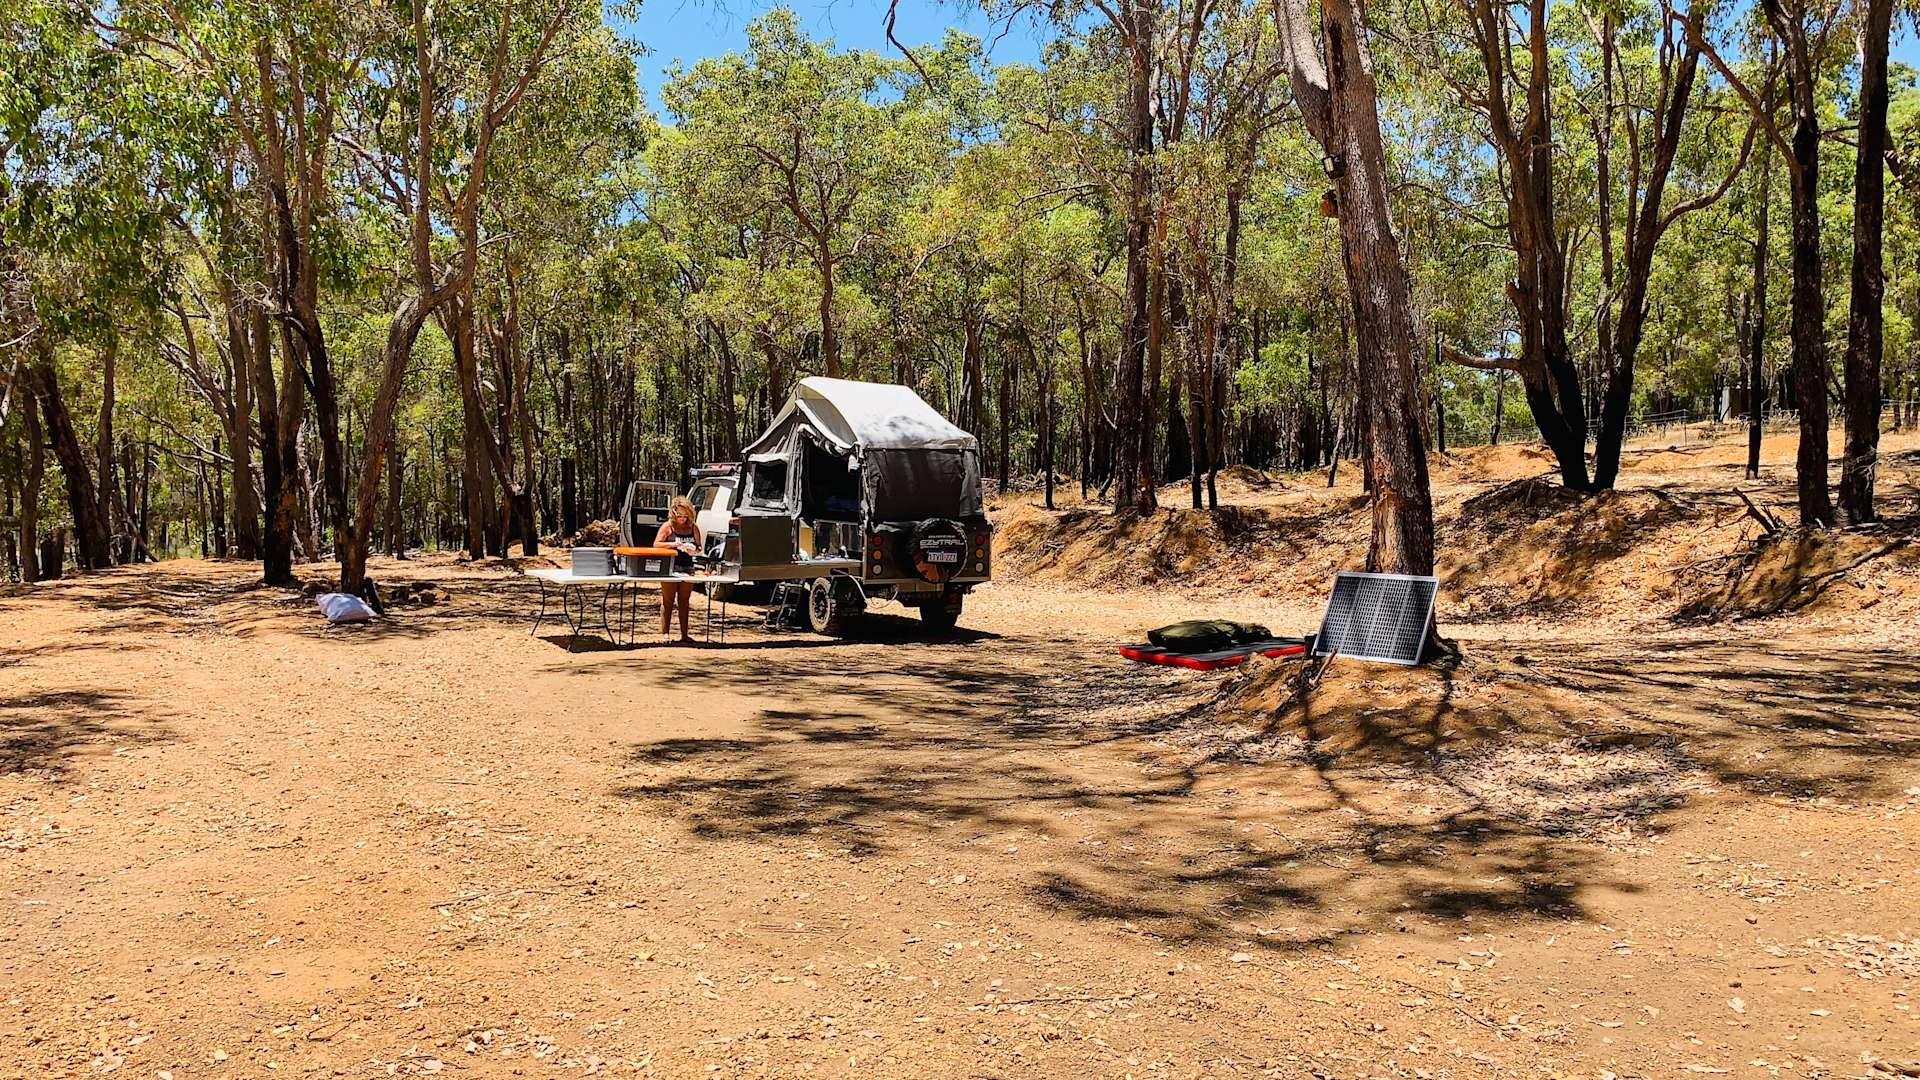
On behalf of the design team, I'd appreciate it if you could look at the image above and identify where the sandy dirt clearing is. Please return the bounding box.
[3,550,1918,1079]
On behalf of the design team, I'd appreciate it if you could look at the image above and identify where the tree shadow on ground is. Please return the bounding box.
[608,629,1920,950]
[1511,639,1920,801]
[0,688,172,778]
[608,647,1621,949]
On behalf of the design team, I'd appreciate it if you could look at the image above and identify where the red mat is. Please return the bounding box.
[1119,639,1306,671]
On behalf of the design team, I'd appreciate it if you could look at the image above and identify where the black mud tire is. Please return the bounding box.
[919,591,963,633]
[806,576,845,635]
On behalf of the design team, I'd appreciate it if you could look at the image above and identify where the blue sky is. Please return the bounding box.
[617,0,1050,110]
[617,1,1920,116]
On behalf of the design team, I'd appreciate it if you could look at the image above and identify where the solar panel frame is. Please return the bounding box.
[1313,571,1438,666]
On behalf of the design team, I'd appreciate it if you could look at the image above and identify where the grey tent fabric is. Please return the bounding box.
[740,378,983,525]
[743,378,976,456]
[863,448,982,521]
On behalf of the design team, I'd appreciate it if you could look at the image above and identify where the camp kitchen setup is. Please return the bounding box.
[528,377,992,647]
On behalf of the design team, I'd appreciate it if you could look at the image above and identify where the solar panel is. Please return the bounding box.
[1313,571,1438,666]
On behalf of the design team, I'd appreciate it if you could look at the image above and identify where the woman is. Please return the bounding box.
[655,496,703,642]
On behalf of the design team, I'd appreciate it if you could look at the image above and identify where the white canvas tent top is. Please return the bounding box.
[744,377,975,456]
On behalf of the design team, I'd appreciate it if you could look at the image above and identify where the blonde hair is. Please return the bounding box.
[669,495,696,521]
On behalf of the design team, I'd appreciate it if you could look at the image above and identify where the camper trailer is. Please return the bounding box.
[731,377,991,633]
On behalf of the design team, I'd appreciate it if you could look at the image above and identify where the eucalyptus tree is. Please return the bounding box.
[1687,0,1845,525]
[329,0,585,590]
[124,0,361,581]
[1581,1,1757,490]
[1275,0,1434,575]
[1841,0,1894,522]
[663,10,949,381]
[4,0,201,573]
[1403,0,1591,489]
[441,17,640,556]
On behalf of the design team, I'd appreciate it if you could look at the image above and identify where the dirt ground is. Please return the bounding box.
[5,431,1920,1080]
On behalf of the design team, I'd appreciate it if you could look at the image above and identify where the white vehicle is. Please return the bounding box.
[616,481,677,548]
[684,467,739,556]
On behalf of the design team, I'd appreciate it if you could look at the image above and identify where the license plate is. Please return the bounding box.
[927,552,959,564]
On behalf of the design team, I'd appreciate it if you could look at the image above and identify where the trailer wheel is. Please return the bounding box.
[806,576,845,635]
[920,590,963,633]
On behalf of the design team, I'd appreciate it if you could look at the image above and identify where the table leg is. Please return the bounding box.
[531,580,550,637]
[561,584,584,652]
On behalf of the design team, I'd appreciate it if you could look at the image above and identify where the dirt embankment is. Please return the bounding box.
[992,435,1920,625]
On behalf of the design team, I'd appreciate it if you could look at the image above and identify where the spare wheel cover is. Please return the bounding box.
[908,519,968,584]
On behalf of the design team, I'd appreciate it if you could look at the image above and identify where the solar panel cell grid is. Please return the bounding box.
[1313,572,1437,666]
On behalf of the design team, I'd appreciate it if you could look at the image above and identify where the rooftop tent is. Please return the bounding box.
[741,378,982,522]
[743,377,976,455]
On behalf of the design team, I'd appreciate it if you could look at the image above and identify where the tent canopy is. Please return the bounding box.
[745,377,976,456]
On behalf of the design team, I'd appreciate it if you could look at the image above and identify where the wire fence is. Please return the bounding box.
[1435,399,1920,452]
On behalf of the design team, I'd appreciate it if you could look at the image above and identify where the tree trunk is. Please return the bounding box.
[40,528,64,580]
[561,457,579,537]
[1841,0,1892,523]
[1138,212,1167,512]
[818,243,840,378]
[223,302,262,559]
[96,337,119,563]
[1492,367,1506,445]
[1766,0,1835,525]
[27,357,112,571]
[1280,0,1435,574]
[1748,143,1772,480]
[20,398,43,582]
[1113,0,1156,514]
[253,306,300,585]
[385,437,406,558]
[133,438,155,562]
[339,296,432,593]
[1043,357,1057,511]
[1591,23,1713,490]
[210,436,229,557]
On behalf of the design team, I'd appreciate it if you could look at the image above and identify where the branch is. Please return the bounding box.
[1658,111,1760,234]
[1442,344,1522,372]
[1271,0,1332,146]
[1675,7,1792,165]
[884,0,937,92]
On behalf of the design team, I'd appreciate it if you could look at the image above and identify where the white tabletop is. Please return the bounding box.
[527,567,739,585]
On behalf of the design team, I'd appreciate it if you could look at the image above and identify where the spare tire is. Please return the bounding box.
[907,518,969,584]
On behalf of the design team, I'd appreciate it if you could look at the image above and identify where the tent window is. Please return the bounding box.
[748,460,788,507]
[801,441,861,520]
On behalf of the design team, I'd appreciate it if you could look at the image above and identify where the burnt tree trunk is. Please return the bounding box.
[20,397,44,582]
[1764,0,1835,525]
[1748,141,1772,480]
[561,457,579,537]
[252,305,301,586]
[1113,0,1156,514]
[1840,0,1893,523]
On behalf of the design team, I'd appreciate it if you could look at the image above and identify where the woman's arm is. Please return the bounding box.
[654,522,674,547]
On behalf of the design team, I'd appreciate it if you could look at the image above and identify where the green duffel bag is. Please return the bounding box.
[1147,618,1272,654]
